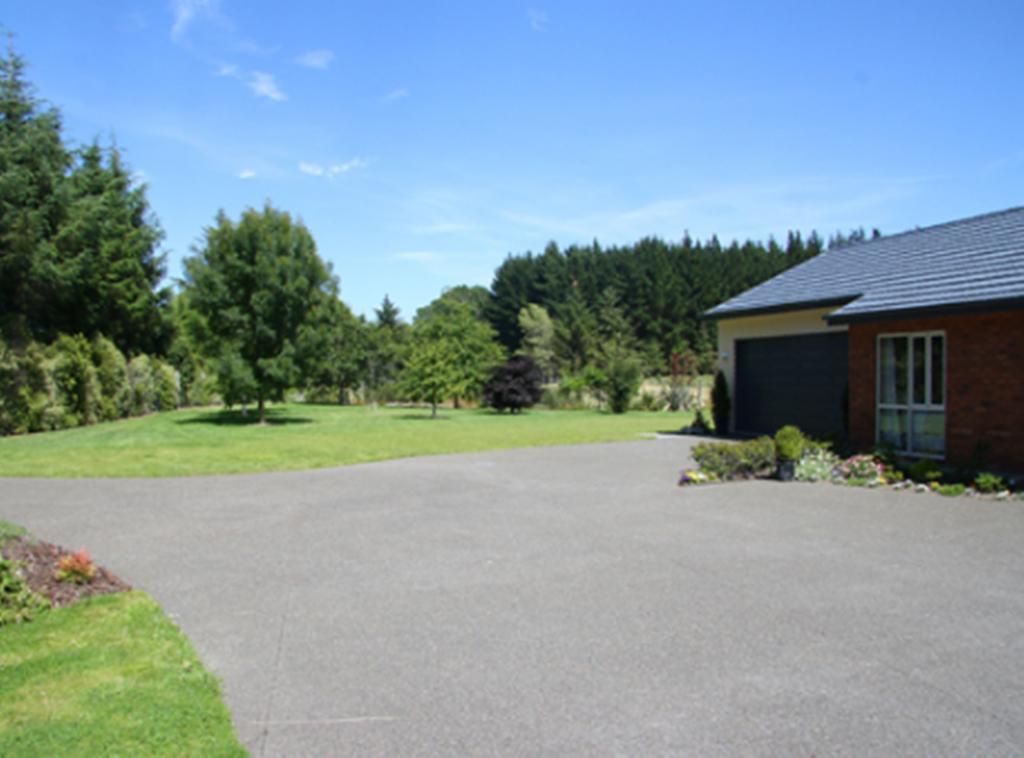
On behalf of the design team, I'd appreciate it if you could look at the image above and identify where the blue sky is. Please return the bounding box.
[5,1,1022,318]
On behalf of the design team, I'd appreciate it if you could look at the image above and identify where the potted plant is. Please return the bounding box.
[774,425,805,481]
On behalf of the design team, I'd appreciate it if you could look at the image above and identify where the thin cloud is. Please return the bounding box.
[215,62,238,77]
[381,88,410,103]
[299,158,367,178]
[247,71,286,101]
[296,49,334,69]
[170,0,220,41]
[329,158,367,175]
[527,8,549,31]
[238,168,257,179]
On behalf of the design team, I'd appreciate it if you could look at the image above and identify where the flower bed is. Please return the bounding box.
[679,426,1021,502]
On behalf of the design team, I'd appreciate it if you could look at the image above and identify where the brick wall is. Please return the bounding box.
[848,308,1024,473]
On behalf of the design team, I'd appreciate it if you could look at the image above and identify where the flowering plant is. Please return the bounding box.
[55,549,97,584]
[678,469,716,486]
[794,449,840,482]
[837,454,884,481]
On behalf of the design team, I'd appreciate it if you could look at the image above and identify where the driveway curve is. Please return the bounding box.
[3,436,1024,755]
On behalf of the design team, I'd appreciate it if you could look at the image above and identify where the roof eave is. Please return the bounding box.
[825,296,1024,325]
[703,296,858,322]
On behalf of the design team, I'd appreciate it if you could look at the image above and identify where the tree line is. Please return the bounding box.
[0,43,874,432]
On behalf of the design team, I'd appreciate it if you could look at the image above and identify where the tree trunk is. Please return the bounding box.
[431,401,438,419]
[257,396,266,425]
[453,396,461,409]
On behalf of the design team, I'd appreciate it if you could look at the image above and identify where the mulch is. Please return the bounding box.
[1,536,131,608]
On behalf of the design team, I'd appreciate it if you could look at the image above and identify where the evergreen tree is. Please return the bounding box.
[53,142,169,354]
[182,203,333,423]
[0,44,70,337]
[553,288,597,373]
[0,45,168,352]
[374,294,402,329]
[366,294,409,400]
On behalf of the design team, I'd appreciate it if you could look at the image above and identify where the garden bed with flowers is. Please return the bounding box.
[680,426,1022,502]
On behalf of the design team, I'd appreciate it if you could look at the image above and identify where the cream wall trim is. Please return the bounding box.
[715,306,848,434]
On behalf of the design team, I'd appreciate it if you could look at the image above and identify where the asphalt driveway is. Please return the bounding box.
[3,436,1024,755]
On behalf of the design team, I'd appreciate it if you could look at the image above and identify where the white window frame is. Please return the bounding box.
[875,330,946,458]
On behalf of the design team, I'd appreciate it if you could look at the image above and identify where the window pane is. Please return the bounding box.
[879,337,907,405]
[931,336,944,406]
[911,410,945,455]
[879,408,908,450]
[912,336,926,404]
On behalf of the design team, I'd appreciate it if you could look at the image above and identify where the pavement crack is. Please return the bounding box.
[257,599,291,758]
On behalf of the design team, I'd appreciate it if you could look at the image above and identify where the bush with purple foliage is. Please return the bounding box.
[483,356,544,413]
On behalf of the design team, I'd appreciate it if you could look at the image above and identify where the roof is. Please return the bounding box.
[705,206,1024,324]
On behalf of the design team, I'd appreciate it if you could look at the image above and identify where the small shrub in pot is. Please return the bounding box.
[774,425,805,481]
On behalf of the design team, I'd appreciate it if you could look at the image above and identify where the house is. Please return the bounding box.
[705,206,1024,473]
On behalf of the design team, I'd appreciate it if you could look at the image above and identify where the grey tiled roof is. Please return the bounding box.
[705,206,1024,323]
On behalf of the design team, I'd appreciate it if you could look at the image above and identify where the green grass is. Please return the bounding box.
[0,591,245,756]
[0,404,690,478]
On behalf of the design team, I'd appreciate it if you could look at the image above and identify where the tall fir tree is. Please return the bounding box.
[0,44,70,338]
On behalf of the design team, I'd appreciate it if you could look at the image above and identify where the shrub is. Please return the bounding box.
[633,390,662,412]
[795,448,840,482]
[907,459,942,483]
[935,483,967,498]
[974,472,1006,494]
[484,355,544,413]
[151,359,179,412]
[91,335,131,421]
[49,333,101,427]
[774,425,806,462]
[589,358,642,414]
[692,436,776,480]
[1,557,50,626]
[128,355,154,415]
[0,339,57,435]
[663,380,686,412]
[128,355,180,415]
[55,549,97,584]
[711,370,730,435]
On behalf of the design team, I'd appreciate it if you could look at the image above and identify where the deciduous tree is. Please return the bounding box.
[182,204,332,423]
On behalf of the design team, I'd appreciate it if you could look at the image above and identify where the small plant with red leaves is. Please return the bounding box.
[55,549,97,584]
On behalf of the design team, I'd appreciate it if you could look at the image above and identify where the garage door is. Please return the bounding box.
[734,332,848,438]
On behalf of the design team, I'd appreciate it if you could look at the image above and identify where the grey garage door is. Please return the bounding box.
[734,332,848,438]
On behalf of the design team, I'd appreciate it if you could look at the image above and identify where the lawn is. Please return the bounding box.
[0,591,245,756]
[0,404,690,478]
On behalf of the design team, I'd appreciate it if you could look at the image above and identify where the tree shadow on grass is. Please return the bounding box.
[176,408,313,427]
[393,413,454,421]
